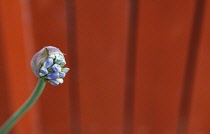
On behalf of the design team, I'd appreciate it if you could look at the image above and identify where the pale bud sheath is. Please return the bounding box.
[31,46,70,86]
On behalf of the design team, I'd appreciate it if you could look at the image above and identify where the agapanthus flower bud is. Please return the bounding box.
[31,46,70,86]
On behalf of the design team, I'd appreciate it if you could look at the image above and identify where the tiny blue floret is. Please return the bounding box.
[59,72,66,78]
[43,57,54,68]
[51,64,62,72]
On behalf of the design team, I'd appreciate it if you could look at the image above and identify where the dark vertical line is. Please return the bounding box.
[65,0,81,134]
[177,0,206,134]
[123,0,139,134]
[0,24,11,114]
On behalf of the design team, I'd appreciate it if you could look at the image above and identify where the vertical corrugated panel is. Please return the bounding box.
[177,0,206,133]
[0,0,40,134]
[65,0,81,133]
[73,0,129,133]
[0,10,12,132]
[187,1,210,134]
[1,0,210,134]
[29,0,71,133]
[132,0,196,134]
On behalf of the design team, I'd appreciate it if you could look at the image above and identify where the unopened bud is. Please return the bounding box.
[31,46,70,86]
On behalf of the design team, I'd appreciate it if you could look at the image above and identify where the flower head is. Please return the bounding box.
[31,46,70,86]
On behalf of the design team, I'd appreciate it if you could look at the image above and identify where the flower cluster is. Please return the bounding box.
[31,46,70,86]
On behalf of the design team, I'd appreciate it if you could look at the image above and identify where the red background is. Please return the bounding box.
[0,0,210,134]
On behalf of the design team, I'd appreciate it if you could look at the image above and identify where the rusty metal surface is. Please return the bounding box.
[0,0,210,134]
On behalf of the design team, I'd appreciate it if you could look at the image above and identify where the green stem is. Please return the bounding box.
[0,78,46,134]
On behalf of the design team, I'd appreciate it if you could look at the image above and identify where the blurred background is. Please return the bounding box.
[0,0,210,134]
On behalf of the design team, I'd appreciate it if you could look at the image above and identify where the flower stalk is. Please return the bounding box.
[0,78,46,134]
[0,46,69,134]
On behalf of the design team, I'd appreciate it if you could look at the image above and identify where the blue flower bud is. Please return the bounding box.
[43,57,54,68]
[39,66,48,76]
[49,80,59,86]
[60,61,66,67]
[51,64,62,72]
[59,72,66,78]
[55,59,62,64]
[46,72,59,80]
[54,55,66,66]
[56,78,64,84]
[31,46,70,86]
[62,68,70,73]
